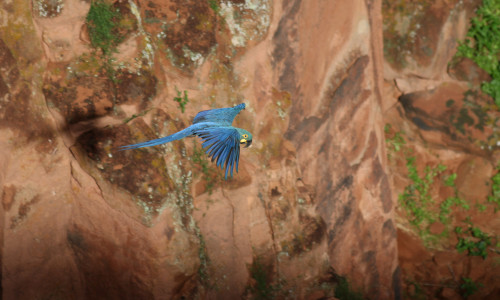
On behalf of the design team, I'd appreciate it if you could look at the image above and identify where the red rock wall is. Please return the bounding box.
[383,0,500,299]
[0,0,399,299]
[272,0,398,298]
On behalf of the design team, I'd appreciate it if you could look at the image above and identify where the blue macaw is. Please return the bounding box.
[120,103,252,179]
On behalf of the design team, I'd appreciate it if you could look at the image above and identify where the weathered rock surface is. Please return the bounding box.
[1,0,397,298]
[383,0,500,299]
[1,0,498,299]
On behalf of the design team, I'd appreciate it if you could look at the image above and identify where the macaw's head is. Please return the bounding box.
[237,128,253,148]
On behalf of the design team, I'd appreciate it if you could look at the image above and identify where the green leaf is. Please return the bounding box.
[444,173,457,187]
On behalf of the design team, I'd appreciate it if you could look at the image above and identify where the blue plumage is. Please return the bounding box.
[193,103,246,125]
[119,103,252,179]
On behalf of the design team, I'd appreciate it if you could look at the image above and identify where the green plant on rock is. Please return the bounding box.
[191,141,219,194]
[173,87,189,113]
[208,0,220,14]
[385,123,406,153]
[84,0,133,84]
[488,164,500,211]
[196,230,211,285]
[248,256,276,300]
[384,123,408,161]
[455,225,492,259]
[385,123,493,253]
[404,280,426,300]
[123,108,152,124]
[460,277,483,298]
[399,157,446,232]
[438,173,470,224]
[86,0,123,55]
[333,275,364,300]
[455,0,500,107]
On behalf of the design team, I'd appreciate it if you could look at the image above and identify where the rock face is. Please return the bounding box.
[383,0,500,299]
[1,0,497,299]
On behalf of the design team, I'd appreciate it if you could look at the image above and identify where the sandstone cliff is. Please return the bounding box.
[0,0,498,299]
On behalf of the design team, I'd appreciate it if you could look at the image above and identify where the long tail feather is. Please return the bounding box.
[118,127,193,151]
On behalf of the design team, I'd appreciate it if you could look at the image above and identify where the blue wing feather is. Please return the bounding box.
[226,147,235,178]
[230,146,240,177]
[212,144,227,166]
[220,145,232,169]
[235,145,240,173]
[193,103,245,126]
[209,142,225,164]
[196,127,241,179]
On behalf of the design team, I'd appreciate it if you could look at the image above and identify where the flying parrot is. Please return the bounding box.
[119,103,252,179]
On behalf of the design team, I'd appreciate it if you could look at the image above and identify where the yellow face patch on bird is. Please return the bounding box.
[242,134,248,139]
[240,138,247,144]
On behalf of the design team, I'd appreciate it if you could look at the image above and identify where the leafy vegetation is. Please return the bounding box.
[123,108,152,124]
[455,0,500,107]
[196,231,211,285]
[83,0,137,83]
[208,0,220,14]
[455,224,492,259]
[460,277,483,298]
[385,125,473,244]
[191,141,219,194]
[439,173,470,224]
[86,0,122,55]
[398,156,450,242]
[333,275,364,300]
[248,256,276,300]
[488,165,500,211]
[398,156,445,226]
[384,119,500,297]
[404,280,427,300]
[384,123,406,154]
[173,87,189,113]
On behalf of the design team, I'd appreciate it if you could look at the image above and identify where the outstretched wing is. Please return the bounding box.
[196,127,241,179]
[193,103,245,126]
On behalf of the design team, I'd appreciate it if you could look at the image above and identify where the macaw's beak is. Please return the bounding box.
[240,139,252,148]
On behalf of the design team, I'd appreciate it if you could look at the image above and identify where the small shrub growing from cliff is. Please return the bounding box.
[455,224,493,259]
[196,231,211,285]
[488,165,500,211]
[398,157,446,233]
[460,277,483,298]
[439,173,470,224]
[191,141,219,194]
[384,124,406,156]
[385,125,471,244]
[123,108,152,124]
[247,256,277,299]
[208,0,220,14]
[86,0,122,55]
[455,0,500,108]
[173,87,189,113]
[84,0,137,84]
[333,276,364,300]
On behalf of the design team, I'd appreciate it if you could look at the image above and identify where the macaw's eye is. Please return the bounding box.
[242,134,248,139]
